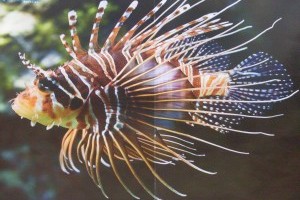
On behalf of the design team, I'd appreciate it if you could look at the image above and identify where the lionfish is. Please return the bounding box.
[12,0,297,199]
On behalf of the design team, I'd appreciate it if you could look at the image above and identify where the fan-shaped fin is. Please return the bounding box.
[189,52,296,133]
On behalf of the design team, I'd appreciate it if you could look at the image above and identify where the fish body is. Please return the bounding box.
[12,0,297,199]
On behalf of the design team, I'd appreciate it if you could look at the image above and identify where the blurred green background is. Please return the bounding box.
[0,0,299,199]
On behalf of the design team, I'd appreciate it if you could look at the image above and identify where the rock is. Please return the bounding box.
[0,11,36,37]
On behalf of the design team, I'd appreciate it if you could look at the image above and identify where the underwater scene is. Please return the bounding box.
[0,0,299,199]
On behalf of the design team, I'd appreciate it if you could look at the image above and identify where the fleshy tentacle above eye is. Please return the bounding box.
[18,52,48,77]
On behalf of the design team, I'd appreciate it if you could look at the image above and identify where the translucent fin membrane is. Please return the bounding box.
[45,1,297,199]
[165,35,232,72]
[189,52,296,133]
[103,1,138,49]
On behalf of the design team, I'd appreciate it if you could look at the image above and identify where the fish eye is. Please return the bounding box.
[38,78,57,92]
[69,96,83,110]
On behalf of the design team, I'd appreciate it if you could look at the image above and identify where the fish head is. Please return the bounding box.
[12,66,85,129]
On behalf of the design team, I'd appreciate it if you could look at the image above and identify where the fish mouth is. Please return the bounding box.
[12,95,36,120]
[11,88,53,126]
[12,96,56,127]
[12,88,80,129]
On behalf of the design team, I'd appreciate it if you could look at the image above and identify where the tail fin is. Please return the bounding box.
[191,52,297,134]
[229,52,295,112]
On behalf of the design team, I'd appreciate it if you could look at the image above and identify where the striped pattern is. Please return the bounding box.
[12,1,297,200]
[89,0,108,51]
[114,0,168,51]
[198,73,229,97]
[68,10,83,54]
[103,1,138,49]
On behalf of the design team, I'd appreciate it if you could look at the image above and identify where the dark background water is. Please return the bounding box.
[0,0,299,199]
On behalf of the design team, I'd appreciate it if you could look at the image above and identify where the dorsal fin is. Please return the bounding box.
[68,10,85,55]
[89,0,108,52]
[114,0,168,51]
[103,1,138,49]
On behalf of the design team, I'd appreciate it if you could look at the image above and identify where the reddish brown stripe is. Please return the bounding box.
[42,96,56,119]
